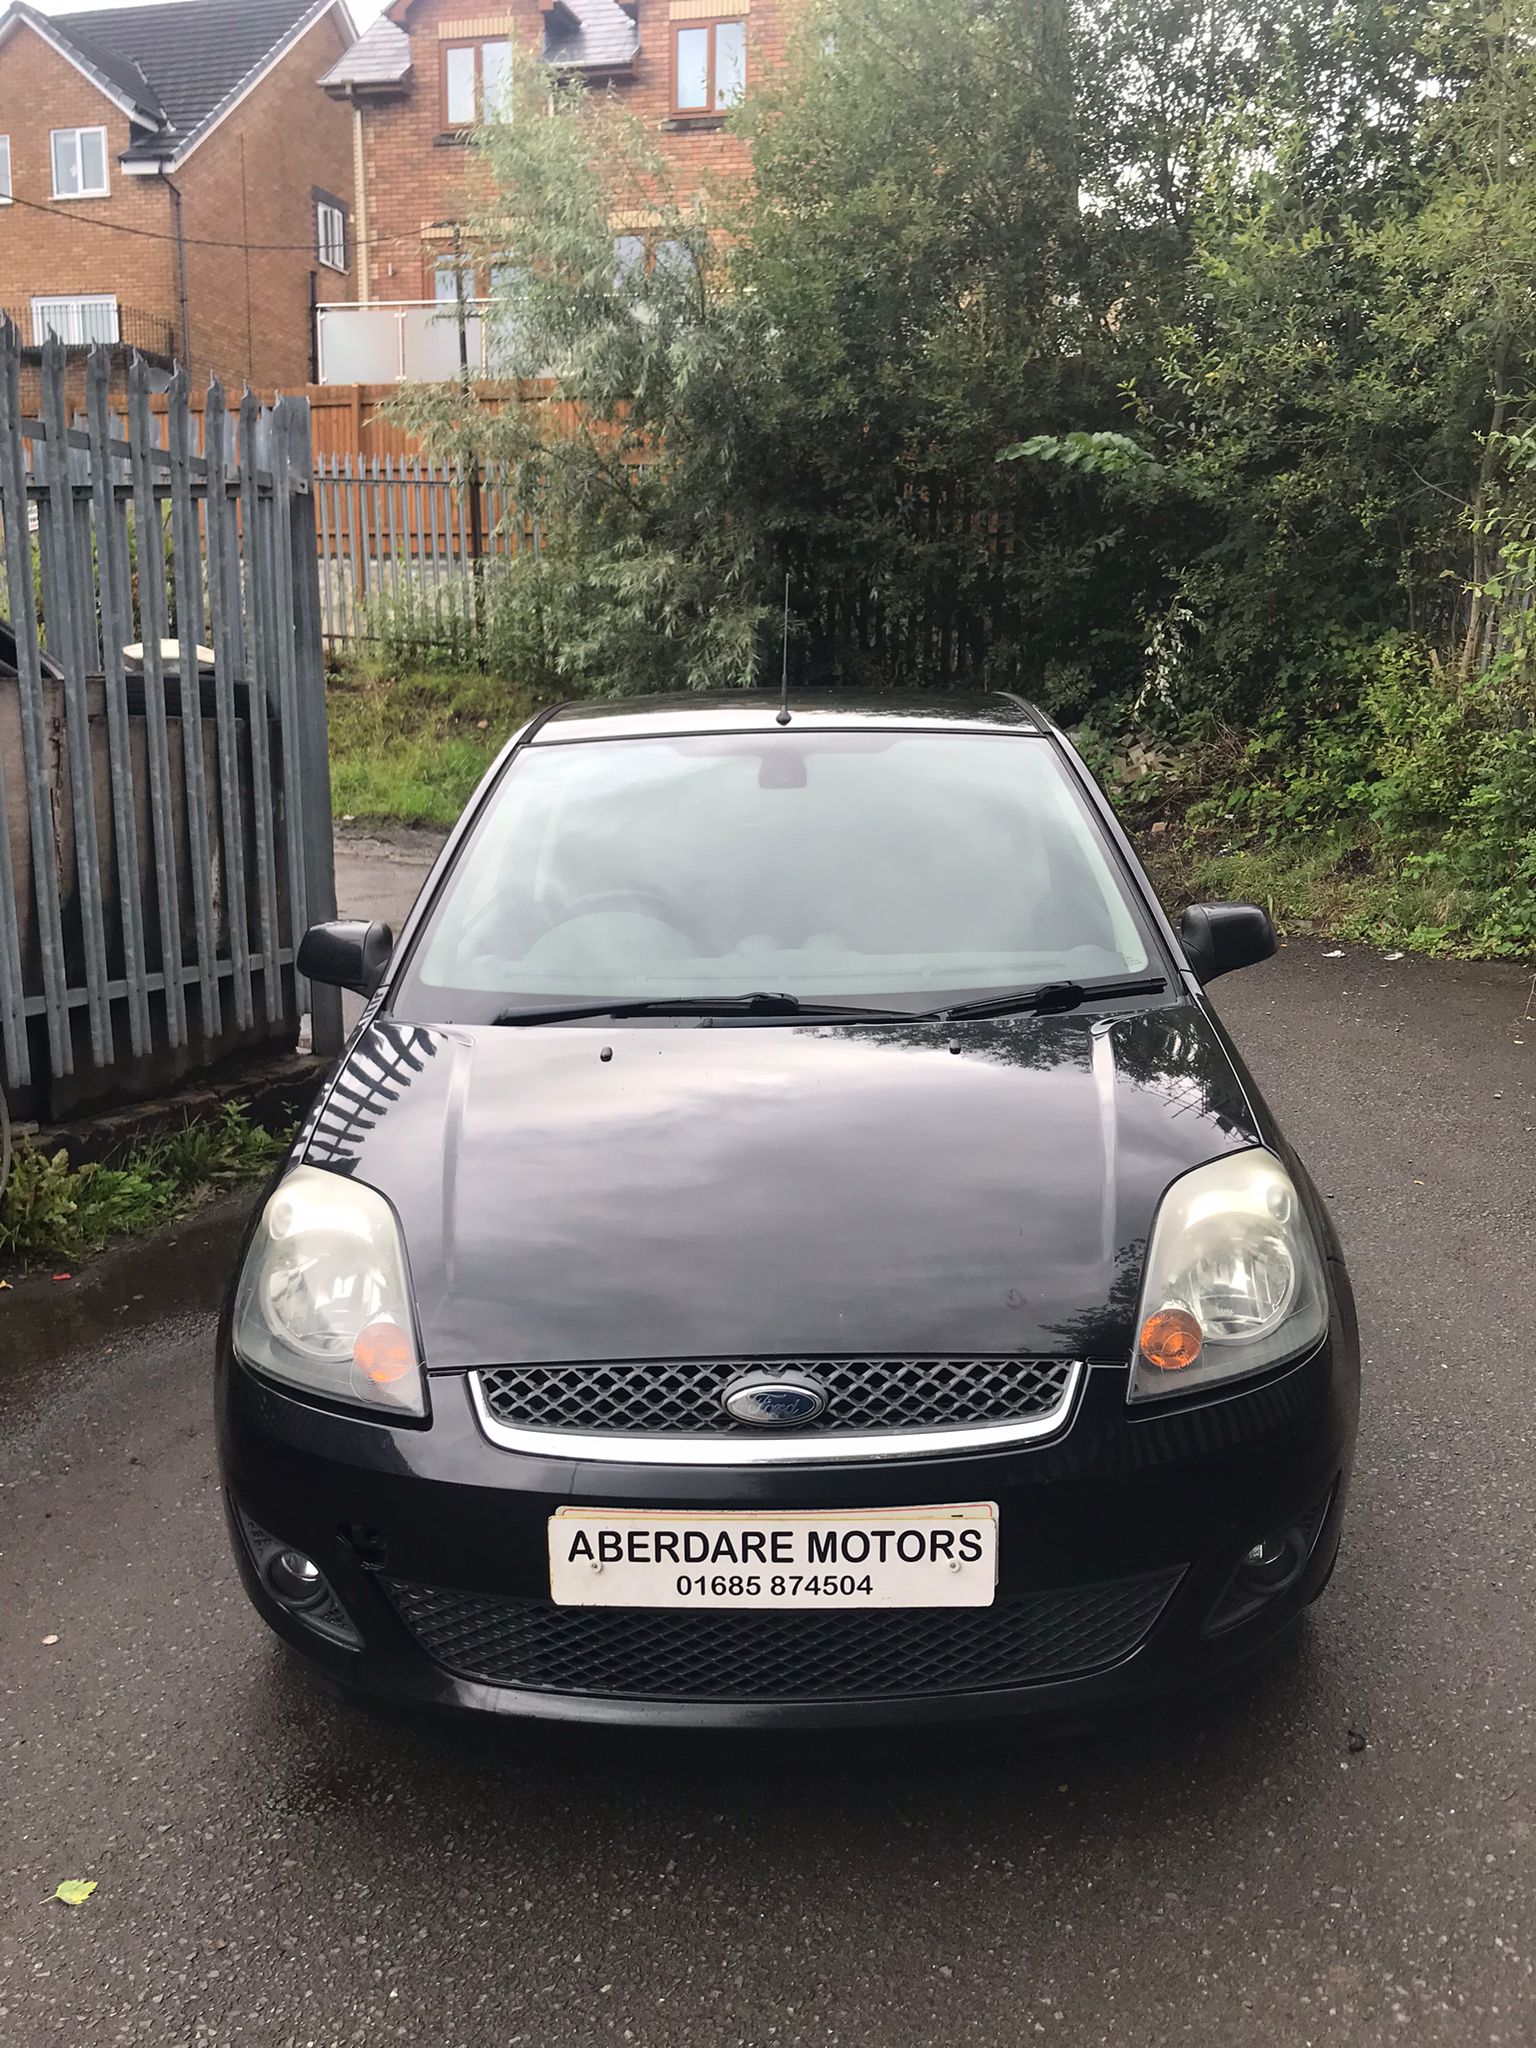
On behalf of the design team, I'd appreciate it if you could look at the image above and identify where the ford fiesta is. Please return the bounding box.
[217,693,1359,1728]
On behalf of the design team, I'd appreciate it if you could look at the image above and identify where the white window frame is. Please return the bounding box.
[30,294,121,347]
[316,198,347,273]
[0,136,11,205]
[51,126,110,200]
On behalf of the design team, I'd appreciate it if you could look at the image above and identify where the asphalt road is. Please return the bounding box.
[3,935,1535,2047]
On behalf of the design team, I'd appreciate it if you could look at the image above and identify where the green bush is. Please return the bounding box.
[0,1105,288,1263]
[1143,635,1536,956]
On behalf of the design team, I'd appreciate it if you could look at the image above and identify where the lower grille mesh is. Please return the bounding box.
[381,1571,1182,1702]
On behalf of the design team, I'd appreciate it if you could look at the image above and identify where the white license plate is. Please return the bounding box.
[548,1503,998,1609]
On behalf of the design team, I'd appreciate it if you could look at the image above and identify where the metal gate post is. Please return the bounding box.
[282,397,342,1056]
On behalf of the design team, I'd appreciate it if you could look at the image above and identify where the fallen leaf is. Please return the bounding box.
[54,1880,96,1907]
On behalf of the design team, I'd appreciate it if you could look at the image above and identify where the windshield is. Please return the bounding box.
[391,729,1156,1022]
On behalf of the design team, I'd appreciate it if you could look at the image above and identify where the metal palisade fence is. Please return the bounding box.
[0,327,340,1122]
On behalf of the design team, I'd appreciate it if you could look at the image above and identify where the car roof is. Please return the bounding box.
[529,690,1048,744]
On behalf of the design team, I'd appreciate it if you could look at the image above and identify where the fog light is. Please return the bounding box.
[265,1547,327,1609]
[1202,1485,1338,1636]
[1240,1532,1302,1593]
[233,1504,363,1649]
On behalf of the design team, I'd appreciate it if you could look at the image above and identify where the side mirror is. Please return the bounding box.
[297,918,394,996]
[1180,902,1277,984]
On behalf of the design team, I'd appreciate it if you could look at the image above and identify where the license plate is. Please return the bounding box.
[548,1503,998,1609]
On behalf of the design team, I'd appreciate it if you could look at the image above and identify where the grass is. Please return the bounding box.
[0,1104,289,1265]
[328,657,548,826]
[1138,809,1519,959]
[1103,720,1534,962]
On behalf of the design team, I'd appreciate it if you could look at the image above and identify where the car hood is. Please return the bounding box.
[302,1007,1261,1368]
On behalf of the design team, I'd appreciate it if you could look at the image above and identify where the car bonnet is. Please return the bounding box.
[301,1007,1261,1370]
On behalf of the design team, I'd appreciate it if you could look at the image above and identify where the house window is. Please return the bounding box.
[672,19,746,115]
[0,137,11,204]
[654,238,697,282]
[316,196,348,272]
[612,233,698,287]
[434,257,485,305]
[31,294,120,346]
[442,38,511,128]
[613,234,646,286]
[51,127,110,199]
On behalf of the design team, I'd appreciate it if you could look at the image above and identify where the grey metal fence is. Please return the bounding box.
[0,327,340,1122]
[314,453,538,650]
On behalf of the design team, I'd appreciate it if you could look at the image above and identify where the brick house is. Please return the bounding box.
[0,0,358,395]
[315,0,784,382]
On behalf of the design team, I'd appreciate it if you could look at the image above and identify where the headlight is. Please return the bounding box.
[1129,1149,1328,1403]
[231,1165,425,1418]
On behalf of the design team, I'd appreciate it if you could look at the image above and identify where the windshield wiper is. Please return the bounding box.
[923,974,1168,1022]
[491,991,917,1026]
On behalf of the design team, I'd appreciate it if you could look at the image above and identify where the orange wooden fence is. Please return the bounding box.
[147,379,586,462]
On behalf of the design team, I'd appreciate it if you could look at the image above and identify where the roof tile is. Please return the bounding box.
[31,0,331,160]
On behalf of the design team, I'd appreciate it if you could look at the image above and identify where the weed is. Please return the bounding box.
[0,1104,289,1264]
[327,658,548,826]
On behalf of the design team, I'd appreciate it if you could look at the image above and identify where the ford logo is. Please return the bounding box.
[722,1378,828,1428]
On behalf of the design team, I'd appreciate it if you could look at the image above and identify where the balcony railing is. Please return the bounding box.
[315,300,509,385]
[2,303,176,359]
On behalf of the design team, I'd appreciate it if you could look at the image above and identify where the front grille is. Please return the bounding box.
[476,1356,1077,1439]
[381,1571,1181,1701]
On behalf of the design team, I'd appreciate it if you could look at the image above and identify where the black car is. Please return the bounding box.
[218,692,1359,1728]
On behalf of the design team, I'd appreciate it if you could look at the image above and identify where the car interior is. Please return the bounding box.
[416,731,1151,1001]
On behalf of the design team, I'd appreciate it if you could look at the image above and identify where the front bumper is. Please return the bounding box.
[216,1303,1358,1730]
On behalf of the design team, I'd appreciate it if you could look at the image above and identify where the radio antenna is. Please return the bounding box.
[776,573,792,725]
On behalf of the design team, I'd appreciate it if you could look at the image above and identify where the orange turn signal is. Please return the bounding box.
[353,1319,414,1385]
[1139,1306,1203,1373]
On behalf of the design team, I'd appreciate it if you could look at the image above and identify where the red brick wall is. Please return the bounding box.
[358,0,785,304]
[0,8,355,390]
[178,8,357,387]
[0,28,178,343]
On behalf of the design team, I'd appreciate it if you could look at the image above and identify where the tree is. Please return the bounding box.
[391,0,1536,719]
[394,66,772,693]
[395,0,1169,699]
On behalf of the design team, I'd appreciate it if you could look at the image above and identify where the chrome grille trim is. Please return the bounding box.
[468,1359,1083,1465]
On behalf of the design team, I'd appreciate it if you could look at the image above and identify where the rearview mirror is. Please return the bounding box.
[297,918,394,996]
[1179,902,1277,984]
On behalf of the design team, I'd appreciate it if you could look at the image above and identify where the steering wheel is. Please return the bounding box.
[543,888,708,951]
